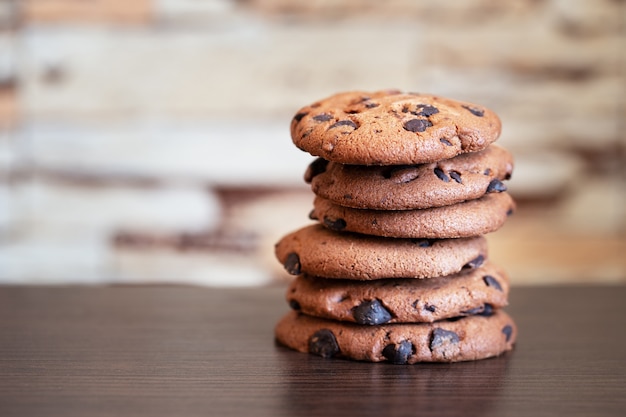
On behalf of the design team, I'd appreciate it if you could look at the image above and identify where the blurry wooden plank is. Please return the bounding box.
[16,121,313,186]
[0,86,16,128]
[19,24,416,120]
[22,0,153,24]
[488,234,626,285]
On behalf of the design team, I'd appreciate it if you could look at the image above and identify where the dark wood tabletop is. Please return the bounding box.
[0,285,625,417]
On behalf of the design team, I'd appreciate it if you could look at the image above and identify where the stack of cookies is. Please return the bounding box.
[274,90,517,364]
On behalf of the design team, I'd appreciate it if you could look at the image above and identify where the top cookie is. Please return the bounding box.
[291,90,502,165]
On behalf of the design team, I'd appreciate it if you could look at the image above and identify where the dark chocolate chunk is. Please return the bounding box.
[313,113,333,122]
[462,105,485,117]
[352,299,392,325]
[403,118,433,133]
[343,194,353,200]
[284,252,301,275]
[424,304,437,313]
[430,328,460,351]
[382,340,414,364]
[461,303,494,316]
[440,137,453,146]
[293,112,308,122]
[502,325,513,342]
[506,207,514,216]
[463,255,485,269]
[304,157,329,183]
[486,179,507,193]
[483,168,492,176]
[289,299,301,310]
[449,170,462,184]
[479,304,494,316]
[323,216,347,231]
[434,167,450,182]
[309,329,340,358]
[416,104,439,117]
[483,275,503,291]
[308,210,318,220]
[365,102,379,108]
[329,120,358,130]
[412,300,420,309]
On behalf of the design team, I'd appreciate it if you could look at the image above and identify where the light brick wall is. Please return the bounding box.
[1,0,624,285]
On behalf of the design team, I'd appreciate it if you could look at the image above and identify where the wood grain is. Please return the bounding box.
[0,285,624,417]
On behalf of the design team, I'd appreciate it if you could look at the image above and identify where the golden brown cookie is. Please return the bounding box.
[275,224,488,280]
[311,192,515,239]
[291,90,501,165]
[306,145,513,210]
[275,310,516,363]
[286,261,509,324]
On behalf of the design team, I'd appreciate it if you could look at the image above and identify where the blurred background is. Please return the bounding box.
[0,0,624,286]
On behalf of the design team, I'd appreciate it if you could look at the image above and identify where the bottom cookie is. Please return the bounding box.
[275,310,516,364]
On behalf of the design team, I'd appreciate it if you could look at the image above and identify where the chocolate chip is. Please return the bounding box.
[462,105,484,117]
[502,325,513,342]
[352,299,392,325]
[284,252,301,275]
[479,304,494,316]
[404,119,432,133]
[483,168,492,176]
[313,113,333,122]
[434,167,450,182]
[304,158,329,183]
[343,194,353,200]
[289,299,301,310]
[449,171,462,184]
[440,138,453,146]
[424,304,436,313]
[308,210,318,220]
[382,340,413,364]
[483,275,503,291]
[412,300,419,309]
[506,207,514,216]
[463,255,485,269]
[486,179,507,193]
[430,328,460,351]
[416,105,439,117]
[323,217,346,231]
[309,329,340,358]
[365,102,379,108]
[461,303,494,316]
[329,120,358,130]
[293,112,308,122]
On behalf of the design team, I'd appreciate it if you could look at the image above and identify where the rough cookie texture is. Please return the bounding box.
[275,310,516,363]
[291,90,502,165]
[275,224,488,280]
[311,192,515,239]
[308,144,514,210]
[286,261,509,323]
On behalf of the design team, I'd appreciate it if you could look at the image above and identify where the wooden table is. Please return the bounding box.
[0,285,624,417]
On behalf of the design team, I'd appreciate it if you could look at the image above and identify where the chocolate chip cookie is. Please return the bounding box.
[275,224,488,280]
[291,90,502,166]
[275,309,516,363]
[306,144,514,210]
[286,261,509,324]
[311,192,515,239]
